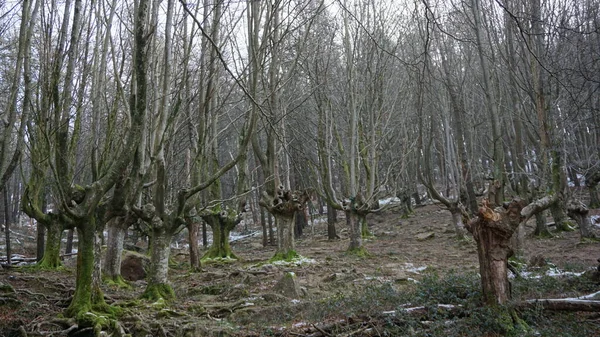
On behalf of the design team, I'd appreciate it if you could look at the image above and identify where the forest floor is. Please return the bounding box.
[1,200,600,337]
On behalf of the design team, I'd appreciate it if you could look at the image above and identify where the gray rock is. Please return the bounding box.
[416,232,435,241]
[273,272,302,298]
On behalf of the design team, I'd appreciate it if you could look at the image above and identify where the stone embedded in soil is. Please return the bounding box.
[416,232,435,241]
[273,272,302,298]
[322,273,343,282]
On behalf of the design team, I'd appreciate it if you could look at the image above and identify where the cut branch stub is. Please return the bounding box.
[261,189,309,217]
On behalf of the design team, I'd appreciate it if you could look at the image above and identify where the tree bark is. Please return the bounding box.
[202,212,240,260]
[186,218,200,269]
[566,200,597,240]
[466,199,526,305]
[346,211,362,252]
[142,218,175,301]
[104,217,128,283]
[65,220,107,317]
[327,203,339,240]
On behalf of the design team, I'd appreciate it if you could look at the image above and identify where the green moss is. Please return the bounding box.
[104,275,131,289]
[346,246,370,257]
[141,283,175,302]
[270,250,300,262]
[555,221,576,232]
[579,237,600,244]
[201,249,238,262]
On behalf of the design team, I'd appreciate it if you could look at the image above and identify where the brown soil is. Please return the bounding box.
[1,202,599,336]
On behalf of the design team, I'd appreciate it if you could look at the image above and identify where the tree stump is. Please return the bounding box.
[466,199,526,305]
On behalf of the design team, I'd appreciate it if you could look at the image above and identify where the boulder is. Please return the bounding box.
[121,251,150,281]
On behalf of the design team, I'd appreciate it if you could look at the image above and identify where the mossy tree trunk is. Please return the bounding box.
[201,212,241,260]
[359,213,372,238]
[38,217,63,269]
[65,219,108,318]
[466,199,526,306]
[142,216,175,301]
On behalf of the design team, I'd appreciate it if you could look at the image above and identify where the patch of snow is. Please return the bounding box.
[591,215,600,228]
[270,256,317,267]
[404,263,427,274]
[379,197,401,206]
[516,267,585,280]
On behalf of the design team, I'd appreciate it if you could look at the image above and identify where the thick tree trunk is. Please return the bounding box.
[346,211,363,252]
[38,220,62,268]
[104,219,126,283]
[274,214,296,259]
[534,212,551,237]
[326,204,339,240]
[202,213,239,260]
[566,200,597,240]
[449,206,466,240]
[466,199,526,306]
[143,226,174,301]
[65,222,107,318]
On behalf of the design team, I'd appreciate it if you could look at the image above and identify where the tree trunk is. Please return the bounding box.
[359,213,372,238]
[65,222,107,318]
[346,211,363,253]
[104,218,127,283]
[186,218,200,269]
[466,199,526,306]
[294,209,306,238]
[534,211,552,237]
[65,229,74,254]
[327,203,339,240]
[261,206,268,247]
[449,206,466,240]
[274,213,296,259]
[202,213,239,260]
[38,219,62,269]
[268,212,274,245]
[3,189,11,265]
[142,225,174,301]
[202,221,208,248]
[36,222,45,262]
[566,200,597,240]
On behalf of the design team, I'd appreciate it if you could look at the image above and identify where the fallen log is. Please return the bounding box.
[517,299,600,312]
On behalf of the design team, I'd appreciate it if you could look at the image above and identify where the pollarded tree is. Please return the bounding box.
[251,0,321,261]
[21,0,150,323]
[129,0,258,301]
[311,0,409,253]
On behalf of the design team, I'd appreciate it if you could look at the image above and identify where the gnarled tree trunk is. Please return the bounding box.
[466,199,526,305]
